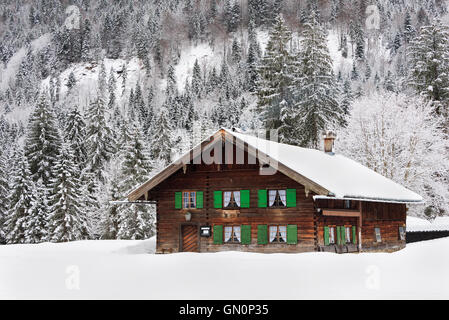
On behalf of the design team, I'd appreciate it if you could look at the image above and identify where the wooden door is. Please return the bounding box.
[181,225,199,252]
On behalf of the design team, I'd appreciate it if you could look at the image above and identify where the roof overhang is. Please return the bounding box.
[313,195,425,205]
[127,128,330,201]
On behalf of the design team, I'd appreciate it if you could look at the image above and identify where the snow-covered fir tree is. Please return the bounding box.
[24,93,62,188]
[48,143,90,242]
[293,13,343,147]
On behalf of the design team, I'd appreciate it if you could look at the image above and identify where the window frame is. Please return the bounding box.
[345,226,352,244]
[374,227,382,243]
[223,191,241,209]
[182,191,197,209]
[399,226,406,241]
[344,200,352,209]
[269,225,287,243]
[268,189,287,208]
[223,225,242,244]
[328,226,336,244]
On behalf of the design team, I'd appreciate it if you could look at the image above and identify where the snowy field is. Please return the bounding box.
[1,237,448,300]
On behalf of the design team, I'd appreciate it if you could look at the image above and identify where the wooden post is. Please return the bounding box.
[358,201,363,252]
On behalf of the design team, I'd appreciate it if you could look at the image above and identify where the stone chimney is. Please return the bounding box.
[323,131,336,154]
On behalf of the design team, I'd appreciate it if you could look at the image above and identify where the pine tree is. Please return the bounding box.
[24,180,48,243]
[0,153,10,243]
[4,151,35,244]
[48,143,90,242]
[256,15,295,131]
[64,108,88,171]
[191,59,203,98]
[85,96,114,182]
[107,67,117,109]
[150,106,173,163]
[408,19,449,114]
[66,71,77,93]
[293,13,343,147]
[24,93,62,188]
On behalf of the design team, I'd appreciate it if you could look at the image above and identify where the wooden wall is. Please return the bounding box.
[151,162,317,254]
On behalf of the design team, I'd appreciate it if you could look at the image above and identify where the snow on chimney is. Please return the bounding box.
[323,131,336,154]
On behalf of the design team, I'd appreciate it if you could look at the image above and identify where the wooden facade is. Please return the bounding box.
[130,130,409,254]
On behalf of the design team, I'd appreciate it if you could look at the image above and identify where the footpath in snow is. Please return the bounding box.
[0,236,448,299]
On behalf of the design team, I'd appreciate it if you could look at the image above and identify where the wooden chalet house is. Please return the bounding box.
[127,129,423,254]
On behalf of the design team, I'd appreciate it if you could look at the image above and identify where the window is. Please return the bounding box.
[329,227,335,244]
[223,191,241,209]
[344,200,352,209]
[399,226,406,241]
[183,191,196,209]
[268,190,287,207]
[224,226,241,243]
[345,227,352,244]
[269,225,287,243]
[374,227,382,243]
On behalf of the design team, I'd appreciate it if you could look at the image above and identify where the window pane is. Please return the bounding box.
[233,191,241,207]
[279,226,287,242]
[278,190,286,206]
[375,228,381,242]
[345,227,351,243]
[190,192,196,208]
[268,190,276,207]
[329,227,335,244]
[234,226,241,242]
[183,192,189,208]
[224,192,232,208]
[269,226,278,242]
[224,227,233,242]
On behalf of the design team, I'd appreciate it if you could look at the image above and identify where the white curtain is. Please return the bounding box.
[279,226,287,242]
[190,192,196,207]
[224,226,232,242]
[233,191,241,207]
[269,190,276,207]
[224,192,232,208]
[345,227,351,243]
[329,227,335,244]
[183,192,189,208]
[234,226,241,242]
[279,190,286,206]
[269,226,277,242]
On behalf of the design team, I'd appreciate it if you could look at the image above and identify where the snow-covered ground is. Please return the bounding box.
[1,236,448,299]
[407,216,449,232]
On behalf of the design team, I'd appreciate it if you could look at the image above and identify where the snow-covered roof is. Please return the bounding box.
[407,216,449,232]
[128,128,423,204]
[230,129,423,204]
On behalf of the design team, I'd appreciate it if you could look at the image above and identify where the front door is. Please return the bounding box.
[181,225,199,252]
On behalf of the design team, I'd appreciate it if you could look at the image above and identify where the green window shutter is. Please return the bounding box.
[240,190,250,208]
[196,191,203,209]
[257,225,268,244]
[286,189,297,207]
[287,225,298,244]
[213,225,223,244]
[324,226,330,246]
[241,225,251,245]
[341,226,346,244]
[352,226,357,244]
[258,190,267,208]
[213,191,222,208]
[175,192,182,209]
[336,226,341,245]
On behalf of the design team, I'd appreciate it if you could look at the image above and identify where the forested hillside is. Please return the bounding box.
[0,0,448,244]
